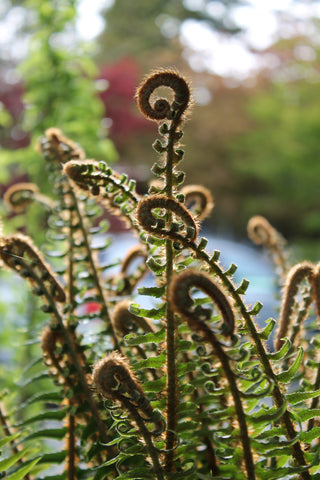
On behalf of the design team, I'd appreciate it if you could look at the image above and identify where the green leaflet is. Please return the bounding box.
[138,286,165,298]
[247,301,263,315]
[300,426,320,443]
[124,327,165,345]
[5,458,40,480]
[177,360,198,376]
[276,346,304,383]
[255,463,316,480]
[0,446,38,470]
[296,408,320,422]
[286,388,320,405]
[23,427,68,441]
[143,377,166,392]
[248,400,288,425]
[115,467,155,479]
[0,432,21,449]
[267,338,291,360]
[129,303,166,320]
[14,408,68,427]
[132,351,166,369]
[20,391,61,407]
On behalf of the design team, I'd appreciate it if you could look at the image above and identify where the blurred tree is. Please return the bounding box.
[97,0,244,67]
[230,34,320,241]
[0,0,116,192]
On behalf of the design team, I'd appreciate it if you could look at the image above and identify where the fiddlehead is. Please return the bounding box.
[112,300,155,337]
[136,69,191,124]
[38,127,85,165]
[4,183,54,212]
[113,245,149,295]
[180,184,214,222]
[92,352,165,480]
[136,195,198,243]
[64,159,140,232]
[275,261,315,351]
[136,70,192,471]
[247,215,289,282]
[169,269,255,480]
[0,234,66,306]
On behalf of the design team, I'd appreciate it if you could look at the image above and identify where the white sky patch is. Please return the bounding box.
[181,21,259,79]
[76,0,113,40]
[231,5,278,50]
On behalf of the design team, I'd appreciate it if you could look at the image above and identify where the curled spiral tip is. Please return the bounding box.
[4,183,39,211]
[0,233,66,303]
[247,215,283,248]
[112,300,155,336]
[92,351,143,401]
[136,69,191,123]
[63,159,100,188]
[275,261,315,350]
[169,268,235,337]
[180,184,214,221]
[136,195,198,242]
[121,245,148,275]
[41,325,63,360]
[38,128,85,164]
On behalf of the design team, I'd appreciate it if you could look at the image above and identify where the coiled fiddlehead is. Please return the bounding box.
[247,215,289,281]
[92,351,165,480]
[275,261,315,351]
[4,183,54,212]
[112,300,155,337]
[112,245,149,295]
[38,127,85,165]
[136,195,198,243]
[169,269,255,480]
[136,70,191,124]
[0,234,66,305]
[64,159,140,232]
[180,184,214,222]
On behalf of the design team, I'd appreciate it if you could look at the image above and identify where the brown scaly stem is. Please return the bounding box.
[209,336,256,480]
[67,207,76,313]
[66,181,120,350]
[164,117,181,471]
[66,412,76,480]
[120,397,165,480]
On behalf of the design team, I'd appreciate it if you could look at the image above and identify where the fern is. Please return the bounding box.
[0,69,319,480]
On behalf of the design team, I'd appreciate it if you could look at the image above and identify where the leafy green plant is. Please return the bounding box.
[1,70,320,480]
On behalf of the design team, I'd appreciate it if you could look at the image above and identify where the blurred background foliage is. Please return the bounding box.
[1,0,320,247]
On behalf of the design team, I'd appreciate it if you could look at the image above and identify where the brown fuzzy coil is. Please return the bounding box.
[121,245,148,275]
[136,195,198,242]
[4,183,39,211]
[275,261,315,350]
[247,215,282,248]
[180,185,214,221]
[0,234,66,303]
[63,159,105,190]
[136,70,191,123]
[169,269,235,337]
[38,128,85,164]
[112,300,155,336]
[92,351,144,401]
